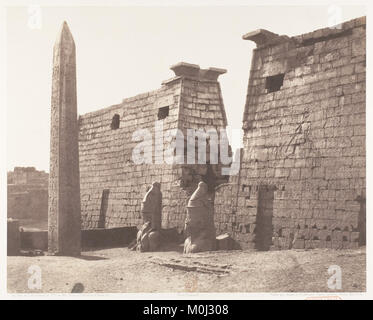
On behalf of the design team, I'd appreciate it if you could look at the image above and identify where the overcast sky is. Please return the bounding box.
[6,4,366,172]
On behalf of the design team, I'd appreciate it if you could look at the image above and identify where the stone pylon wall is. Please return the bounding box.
[214,17,366,250]
[78,63,230,231]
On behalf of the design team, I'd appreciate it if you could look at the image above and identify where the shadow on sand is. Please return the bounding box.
[75,254,108,261]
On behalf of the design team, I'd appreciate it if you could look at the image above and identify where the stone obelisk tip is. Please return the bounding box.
[61,21,70,32]
[55,21,75,46]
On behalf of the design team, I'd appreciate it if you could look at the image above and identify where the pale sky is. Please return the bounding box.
[6,4,366,172]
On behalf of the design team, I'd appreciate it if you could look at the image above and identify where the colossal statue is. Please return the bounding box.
[141,182,162,230]
[134,182,162,252]
[183,181,216,253]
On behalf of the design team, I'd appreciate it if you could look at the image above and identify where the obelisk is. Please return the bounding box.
[48,21,81,256]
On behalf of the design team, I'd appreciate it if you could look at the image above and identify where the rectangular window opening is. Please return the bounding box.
[158,106,169,120]
[111,114,120,130]
[265,73,285,93]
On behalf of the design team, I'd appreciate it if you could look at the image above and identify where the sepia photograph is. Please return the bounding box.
[2,1,369,301]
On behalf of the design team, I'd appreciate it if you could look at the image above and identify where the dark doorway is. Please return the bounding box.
[356,195,366,246]
[98,189,110,228]
[255,185,275,251]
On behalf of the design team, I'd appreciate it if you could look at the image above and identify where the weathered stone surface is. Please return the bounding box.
[242,29,289,48]
[75,16,365,253]
[216,233,235,250]
[48,21,81,256]
[7,167,48,221]
[184,182,216,253]
[214,16,366,251]
[134,222,161,252]
[170,62,226,81]
[78,63,230,232]
[132,182,163,252]
[141,182,162,231]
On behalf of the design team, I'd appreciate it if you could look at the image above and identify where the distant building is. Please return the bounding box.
[8,167,48,186]
[7,167,49,221]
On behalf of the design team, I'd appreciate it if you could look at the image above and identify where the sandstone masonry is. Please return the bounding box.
[78,63,230,231]
[214,17,366,250]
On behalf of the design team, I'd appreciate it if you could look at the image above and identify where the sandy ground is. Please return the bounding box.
[8,245,366,294]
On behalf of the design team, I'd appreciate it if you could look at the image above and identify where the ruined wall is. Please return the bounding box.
[8,167,48,186]
[79,63,229,231]
[7,168,49,222]
[214,17,366,250]
[7,186,48,221]
[79,80,181,229]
